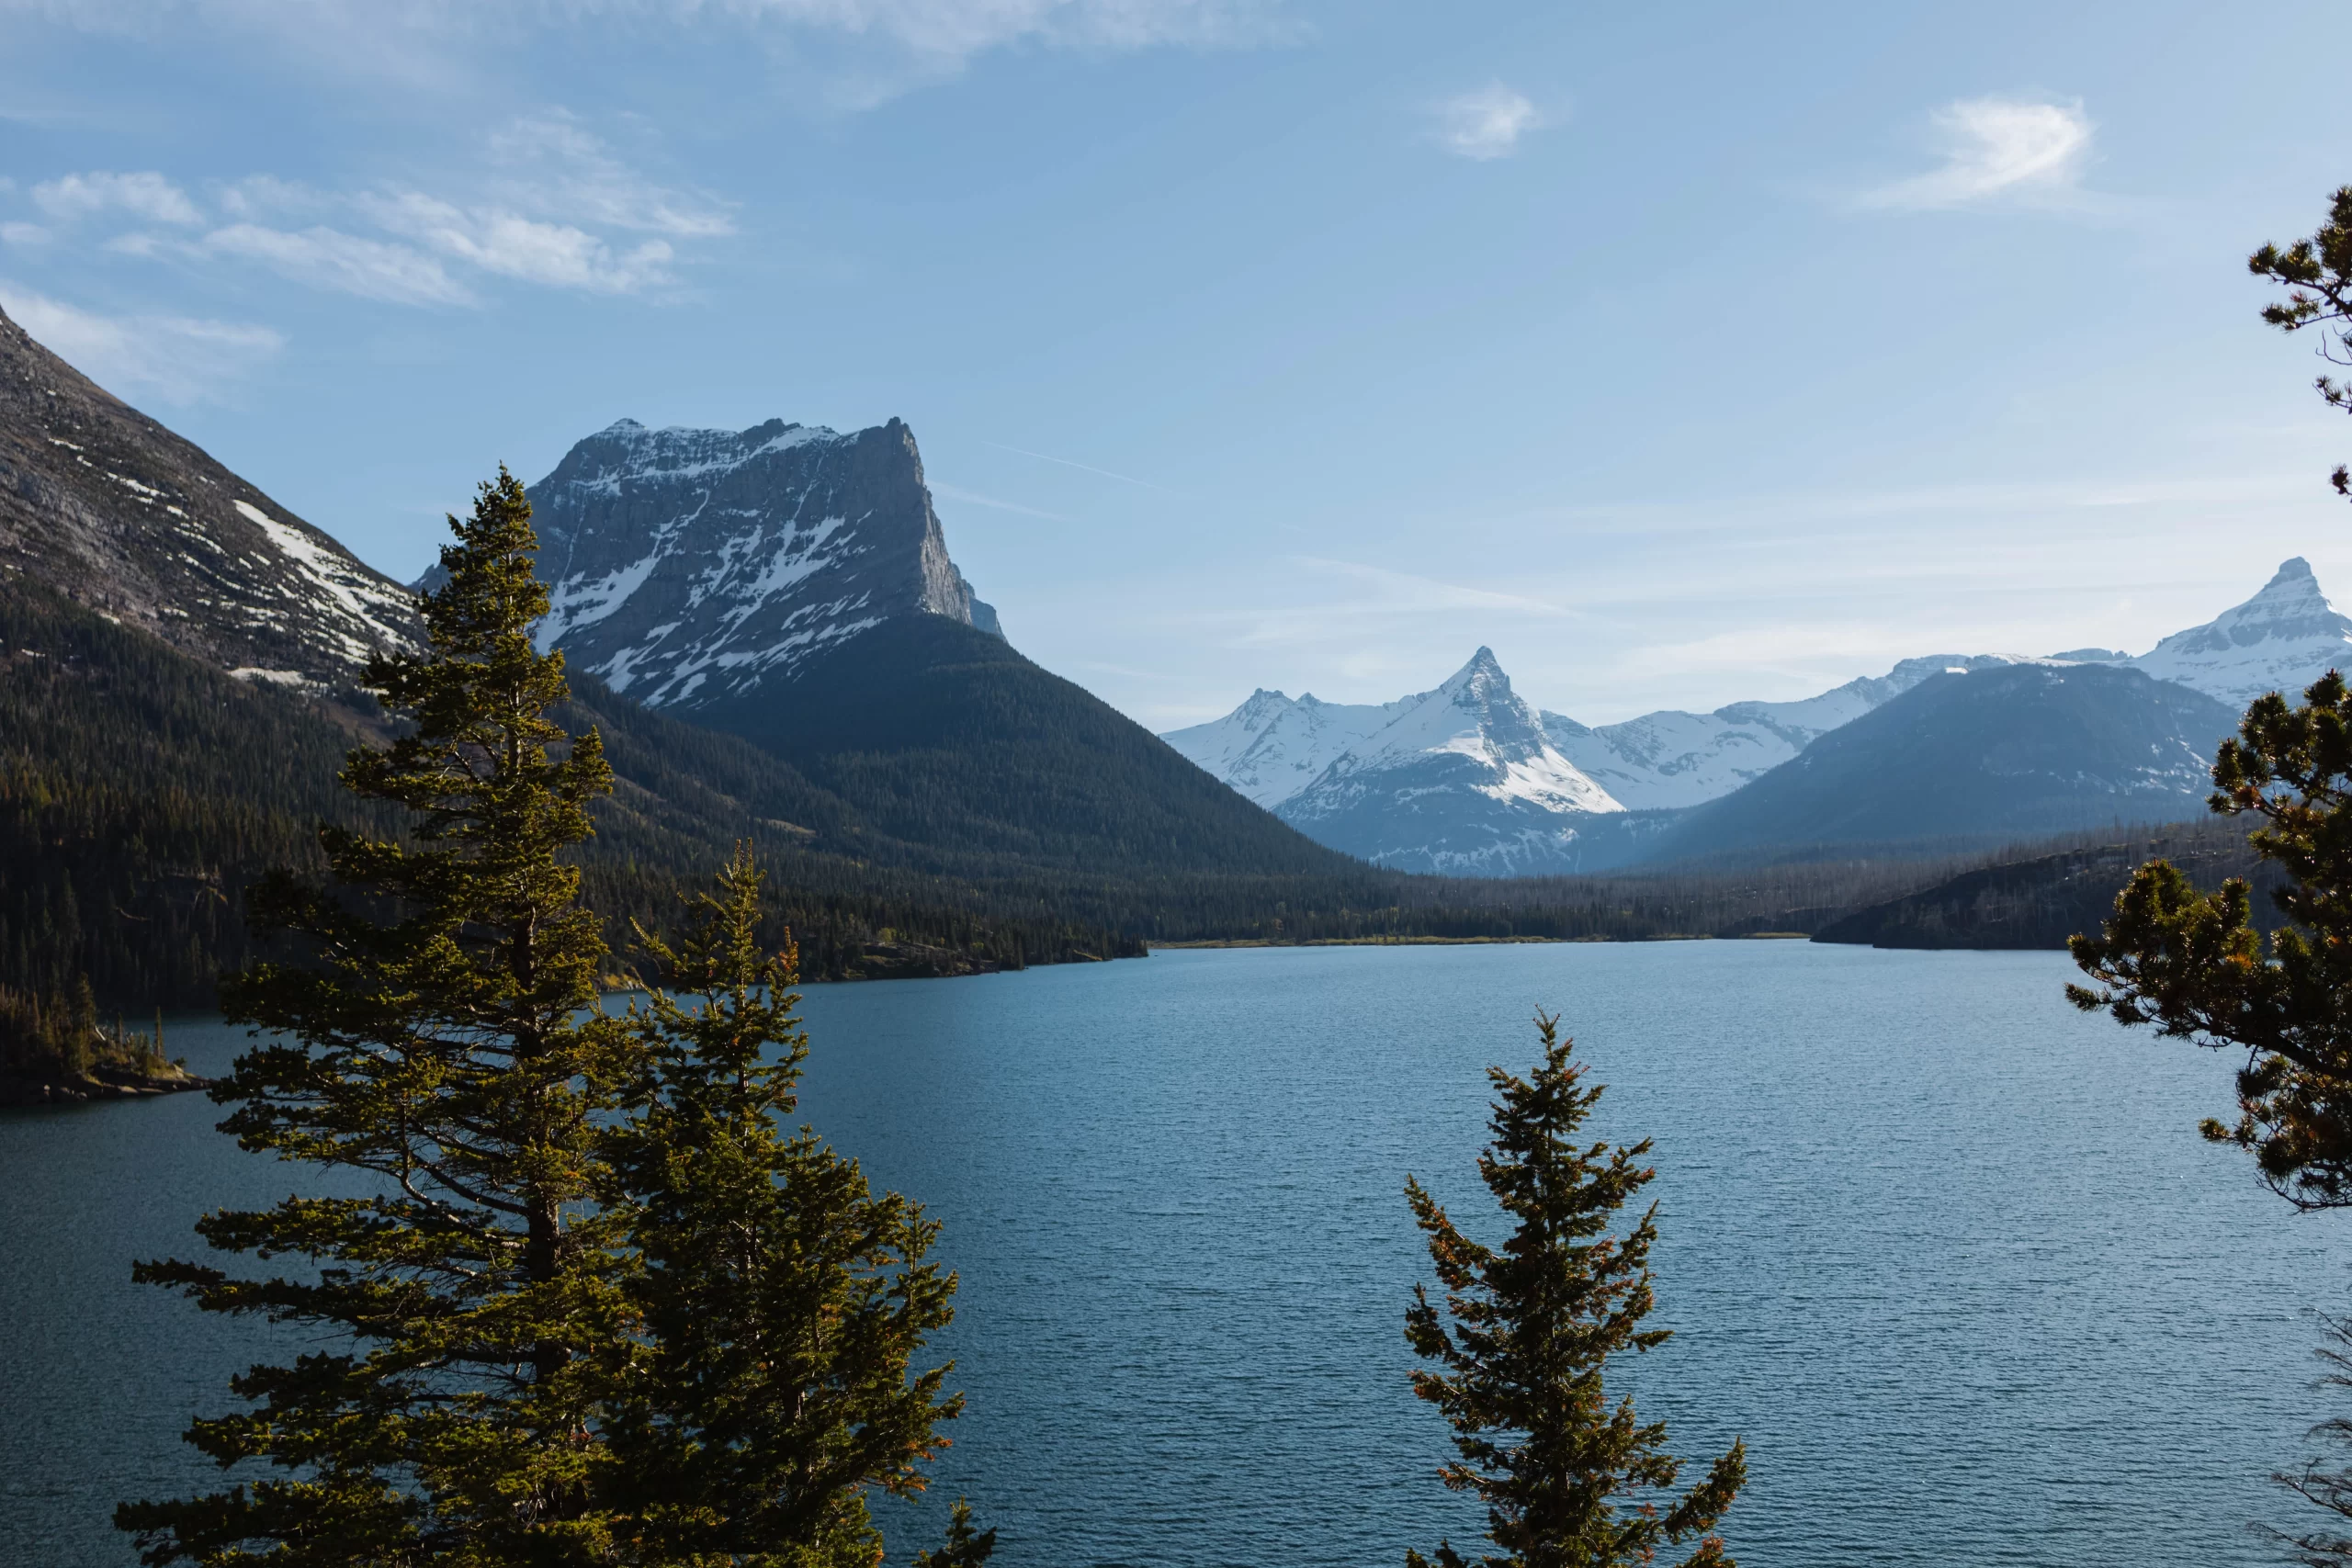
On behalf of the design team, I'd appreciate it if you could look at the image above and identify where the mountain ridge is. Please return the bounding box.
[0,301,418,682]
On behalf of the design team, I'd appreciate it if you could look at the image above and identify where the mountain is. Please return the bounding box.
[1537,655,2030,811]
[517,417,1000,708]
[2128,556,2352,706]
[0,303,417,681]
[1158,688,1409,812]
[0,314,1163,1006]
[1167,559,2352,872]
[0,564,1139,1005]
[1645,662,2242,865]
[1258,649,1632,876]
[520,416,1370,884]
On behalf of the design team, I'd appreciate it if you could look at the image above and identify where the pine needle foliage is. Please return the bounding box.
[2249,185,2352,502]
[1402,1016,1744,1568]
[2068,671,2352,1211]
[116,468,638,1565]
[602,847,984,1567]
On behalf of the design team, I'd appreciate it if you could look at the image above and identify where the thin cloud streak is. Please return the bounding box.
[984,440,1175,492]
[33,170,201,225]
[930,481,1075,523]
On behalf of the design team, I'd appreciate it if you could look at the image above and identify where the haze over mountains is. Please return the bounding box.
[1166,558,2352,873]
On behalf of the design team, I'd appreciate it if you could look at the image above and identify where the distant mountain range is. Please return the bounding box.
[1166,558,2352,873]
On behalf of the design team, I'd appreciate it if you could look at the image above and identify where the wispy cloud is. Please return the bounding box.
[0,280,281,402]
[1861,96,2094,210]
[9,117,733,307]
[1,222,50,247]
[201,223,475,306]
[1430,84,1544,161]
[33,170,201,225]
[6,0,1295,107]
[481,113,734,239]
[357,193,676,294]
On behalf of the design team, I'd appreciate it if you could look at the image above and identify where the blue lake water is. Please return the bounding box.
[4,941,2347,1566]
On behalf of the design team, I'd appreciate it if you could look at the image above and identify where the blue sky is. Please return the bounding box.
[5,0,2350,729]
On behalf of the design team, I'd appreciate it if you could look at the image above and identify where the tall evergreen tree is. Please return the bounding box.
[117,468,635,1565]
[1402,1016,1744,1568]
[602,848,988,1568]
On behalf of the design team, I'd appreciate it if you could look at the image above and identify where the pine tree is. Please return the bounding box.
[2071,184,2352,1568]
[117,468,635,1565]
[603,848,986,1568]
[2069,181,2352,1213]
[1402,1015,1744,1568]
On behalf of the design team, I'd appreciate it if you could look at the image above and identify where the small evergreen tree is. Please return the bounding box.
[117,468,635,1564]
[1403,1016,1744,1568]
[602,846,986,1568]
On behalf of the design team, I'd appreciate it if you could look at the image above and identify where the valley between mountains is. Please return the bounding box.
[0,296,2333,1031]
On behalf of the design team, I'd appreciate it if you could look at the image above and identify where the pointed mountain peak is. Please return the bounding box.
[2256,556,2325,602]
[2132,555,2352,705]
[1235,688,1295,720]
[1442,646,1511,696]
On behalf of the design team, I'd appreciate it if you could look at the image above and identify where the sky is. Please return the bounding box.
[5,1,2351,730]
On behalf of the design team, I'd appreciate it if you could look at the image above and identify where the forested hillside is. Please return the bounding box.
[0,574,1137,1008]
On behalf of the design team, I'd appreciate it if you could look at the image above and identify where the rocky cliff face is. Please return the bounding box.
[517,417,1001,710]
[0,304,418,681]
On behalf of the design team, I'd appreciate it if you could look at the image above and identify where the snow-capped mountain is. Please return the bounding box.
[2129,557,2352,707]
[0,301,419,681]
[1168,651,2030,818]
[515,417,1000,709]
[1167,558,2352,875]
[1265,649,1629,875]
[1159,689,1408,811]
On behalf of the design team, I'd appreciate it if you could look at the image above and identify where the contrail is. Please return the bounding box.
[983,440,1174,493]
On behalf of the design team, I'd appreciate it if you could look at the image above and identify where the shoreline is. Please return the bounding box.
[1148,931,1816,951]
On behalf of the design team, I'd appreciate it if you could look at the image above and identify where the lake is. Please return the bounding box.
[3,942,2346,1566]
